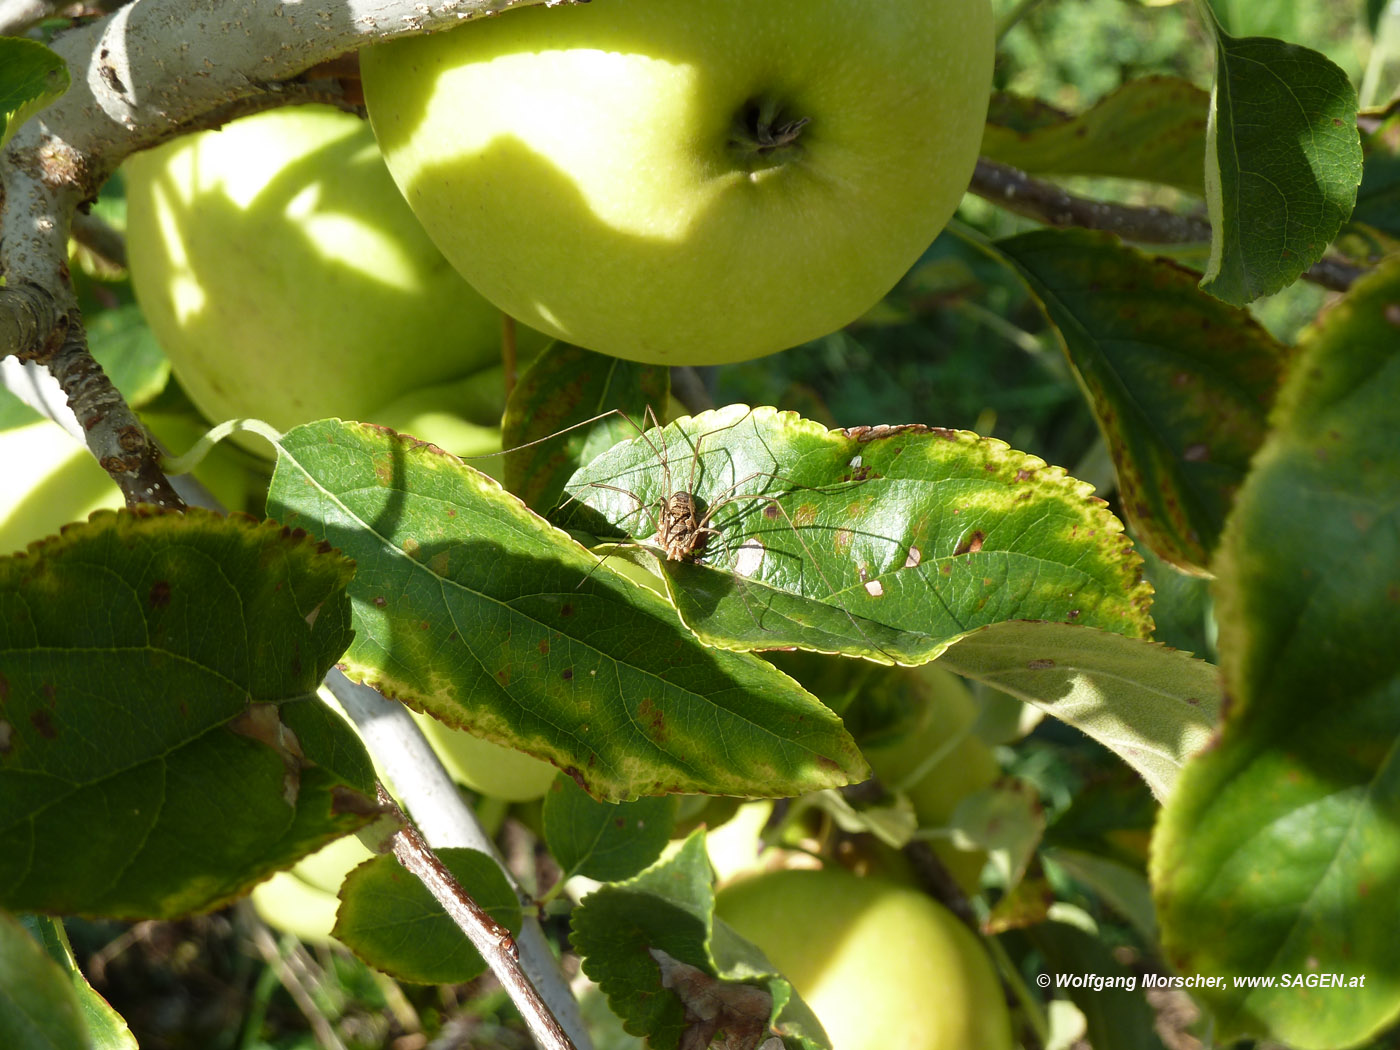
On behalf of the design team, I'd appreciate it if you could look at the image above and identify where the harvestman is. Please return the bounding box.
[529,405,900,660]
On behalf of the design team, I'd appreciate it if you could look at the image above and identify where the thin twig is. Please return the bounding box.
[669,366,714,413]
[325,671,592,1050]
[970,158,1365,292]
[377,786,579,1050]
[247,923,348,1050]
[45,314,185,508]
[71,210,128,271]
[503,313,518,402]
[971,158,1212,243]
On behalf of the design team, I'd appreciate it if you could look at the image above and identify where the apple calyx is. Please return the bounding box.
[730,96,810,166]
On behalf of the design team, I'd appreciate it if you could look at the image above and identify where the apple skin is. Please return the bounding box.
[250,833,374,946]
[409,709,558,802]
[0,420,125,556]
[0,416,263,558]
[716,868,1013,1050]
[123,105,545,452]
[360,0,994,365]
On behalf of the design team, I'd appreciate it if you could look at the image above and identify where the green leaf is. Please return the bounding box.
[19,916,136,1050]
[994,228,1288,573]
[1352,100,1400,242]
[1198,24,1362,303]
[1044,848,1157,945]
[0,911,88,1050]
[571,831,829,1050]
[541,773,677,882]
[0,39,69,151]
[981,77,1209,195]
[333,847,520,984]
[939,621,1220,801]
[1028,921,1168,1050]
[266,419,867,802]
[948,779,1044,891]
[1152,257,1400,1048]
[0,508,374,918]
[502,342,668,515]
[560,405,1152,664]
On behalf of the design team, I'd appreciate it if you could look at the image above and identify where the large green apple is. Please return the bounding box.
[0,414,255,554]
[0,420,124,556]
[716,867,1014,1050]
[360,0,994,366]
[123,105,544,452]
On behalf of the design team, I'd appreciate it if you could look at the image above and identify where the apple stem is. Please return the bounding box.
[730,97,809,160]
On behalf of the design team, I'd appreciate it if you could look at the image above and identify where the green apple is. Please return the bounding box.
[123,105,545,453]
[361,0,995,366]
[251,833,375,946]
[716,868,1013,1050]
[0,420,125,556]
[862,665,1001,891]
[409,709,558,802]
[0,414,265,559]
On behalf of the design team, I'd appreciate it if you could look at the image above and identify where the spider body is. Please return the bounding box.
[656,491,721,561]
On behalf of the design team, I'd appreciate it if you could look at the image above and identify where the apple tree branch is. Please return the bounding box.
[969,158,1364,292]
[0,0,562,505]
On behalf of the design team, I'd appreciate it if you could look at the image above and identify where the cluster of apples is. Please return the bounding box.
[113,0,1001,1046]
[124,0,993,426]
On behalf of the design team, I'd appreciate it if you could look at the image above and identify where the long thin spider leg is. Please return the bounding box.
[691,482,898,663]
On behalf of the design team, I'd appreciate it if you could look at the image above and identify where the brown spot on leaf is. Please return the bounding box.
[1183,444,1209,462]
[0,721,11,755]
[539,640,550,656]
[1027,658,1056,670]
[954,531,985,556]
[0,674,8,705]
[496,668,511,686]
[30,710,57,739]
[373,596,387,607]
[560,603,574,617]
[148,580,172,608]
[650,948,772,1050]
[638,697,666,740]
[562,668,573,680]
[330,784,387,817]
[402,537,420,558]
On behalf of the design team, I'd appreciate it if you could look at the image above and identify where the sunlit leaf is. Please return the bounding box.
[267,420,867,802]
[0,911,87,1050]
[334,848,520,984]
[560,405,1152,664]
[0,39,68,151]
[571,832,829,1050]
[982,77,1209,194]
[940,621,1220,800]
[995,228,1288,573]
[1153,257,1400,1048]
[1198,22,1362,302]
[0,509,372,918]
[20,915,136,1050]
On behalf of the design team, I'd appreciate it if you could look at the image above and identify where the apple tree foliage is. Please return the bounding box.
[1,2,1399,1049]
